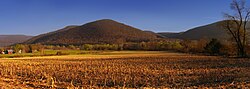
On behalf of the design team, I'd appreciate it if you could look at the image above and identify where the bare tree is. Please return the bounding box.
[223,0,250,57]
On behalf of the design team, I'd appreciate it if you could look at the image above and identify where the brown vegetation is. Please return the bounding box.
[222,0,250,57]
[8,37,245,57]
[24,19,160,45]
[0,52,249,88]
[0,35,33,47]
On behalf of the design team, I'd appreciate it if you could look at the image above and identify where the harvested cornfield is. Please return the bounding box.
[0,51,249,88]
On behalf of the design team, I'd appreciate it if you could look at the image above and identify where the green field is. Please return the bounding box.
[0,51,249,88]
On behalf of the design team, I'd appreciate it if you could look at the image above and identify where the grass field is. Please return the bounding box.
[0,50,161,58]
[0,51,249,88]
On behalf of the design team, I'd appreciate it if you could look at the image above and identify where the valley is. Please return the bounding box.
[0,0,249,88]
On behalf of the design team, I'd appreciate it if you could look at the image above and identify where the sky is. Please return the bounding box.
[0,0,246,36]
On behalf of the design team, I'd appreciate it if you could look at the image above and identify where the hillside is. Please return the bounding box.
[159,21,250,40]
[158,32,182,38]
[0,35,33,47]
[24,19,160,45]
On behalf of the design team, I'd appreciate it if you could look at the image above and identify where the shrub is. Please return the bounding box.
[81,44,93,50]
[204,39,222,55]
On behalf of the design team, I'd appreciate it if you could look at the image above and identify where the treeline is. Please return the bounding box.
[3,38,249,56]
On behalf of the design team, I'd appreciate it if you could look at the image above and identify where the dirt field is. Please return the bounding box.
[0,51,249,88]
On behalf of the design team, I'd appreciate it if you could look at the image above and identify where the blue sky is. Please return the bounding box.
[0,0,243,36]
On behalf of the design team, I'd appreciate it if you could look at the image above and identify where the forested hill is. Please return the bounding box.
[158,21,250,40]
[24,19,160,45]
[0,35,33,47]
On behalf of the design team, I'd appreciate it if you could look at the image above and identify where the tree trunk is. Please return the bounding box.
[238,46,247,57]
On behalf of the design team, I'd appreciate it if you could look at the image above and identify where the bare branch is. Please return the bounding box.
[224,13,241,27]
[223,0,249,57]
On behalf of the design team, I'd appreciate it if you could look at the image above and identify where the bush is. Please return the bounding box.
[204,39,222,55]
[220,43,236,56]
[81,44,93,50]
[56,51,69,55]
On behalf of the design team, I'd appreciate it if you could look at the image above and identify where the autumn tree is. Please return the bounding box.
[223,0,250,57]
[28,44,44,53]
[204,39,222,55]
[12,44,25,53]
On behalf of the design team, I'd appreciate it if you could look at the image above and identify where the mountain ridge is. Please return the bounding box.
[0,35,33,47]
[24,19,160,45]
[158,20,250,40]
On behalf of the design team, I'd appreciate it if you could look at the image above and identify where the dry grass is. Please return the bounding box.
[0,51,249,88]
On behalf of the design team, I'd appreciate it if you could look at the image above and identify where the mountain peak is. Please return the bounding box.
[95,19,120,22]
[85,19,121,25]
[24,19,159,45]
[97,19,116,21]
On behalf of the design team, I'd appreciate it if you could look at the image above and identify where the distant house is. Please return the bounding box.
[7,49,14,54]
[1,51,4,54]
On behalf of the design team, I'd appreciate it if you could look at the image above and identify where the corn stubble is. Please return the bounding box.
[0,53,249,88]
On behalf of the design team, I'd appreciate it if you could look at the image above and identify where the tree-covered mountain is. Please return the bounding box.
[0,35,33,47]
[158,20,250,40]
[24,19,160,45]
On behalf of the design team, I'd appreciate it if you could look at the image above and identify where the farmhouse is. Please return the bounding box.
[0,49,14,54]
[7,49,14,54]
